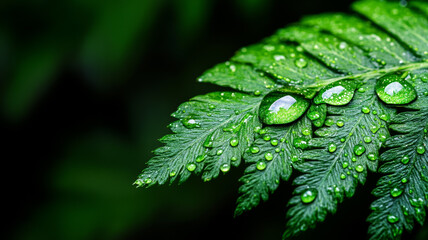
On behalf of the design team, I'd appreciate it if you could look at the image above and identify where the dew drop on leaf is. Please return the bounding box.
[259,91,310,125]
[300,188,318,204]
[416,145,426,154]
[250,146,260,154]
[354,144,366,156]
[294,58,308,68]
[181,117,200,129]
[314,81,356,105]
[256,161,267,170]
[387,214,399,224]
[230,138,239,147]
[265,152,273,161]
[293,137,309,150]
[401,155,410,165]
[187,163,196,172]
[220,163,230,173]
[355,165,364,173]
[367,152,377,161]
[376,73,417,104]
[328,143,337,153]
[390,187,403,198]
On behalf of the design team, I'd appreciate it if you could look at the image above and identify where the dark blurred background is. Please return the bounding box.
[2,0,427,239]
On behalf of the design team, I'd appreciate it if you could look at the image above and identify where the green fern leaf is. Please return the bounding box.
[367,70,428,240]
[136,0,428,238]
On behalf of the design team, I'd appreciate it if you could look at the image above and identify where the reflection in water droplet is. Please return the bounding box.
[259,91,310,125]
[354,144,366,156]
[390,187,403,197]
[300,188,318,203]
[314,81,356,106]
[376,73,417,104]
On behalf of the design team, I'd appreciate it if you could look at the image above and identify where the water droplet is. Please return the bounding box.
[314,81,356,105]
[390,187,403,197]
[401,177,408,183]
[169,171,176,177]
[336,120,344,127]
[265,152,274,161]
[340,138,345,142]
[356,165,364,173]
[187,163,196,172]
[181,117,200,129]
[367,152,377,161]
[220,163,230,173]
[302,128,311,136]
[196,154,206,163]
[417,145,426,154]
[376,73,417,104]
[401,156,410,164]
[307,111,320,120]
[340,173,346,179]
[291,155,299,162]
[216,149,223,155]
[328,143,337,153]
[271,139,279,146]
[361,107,370,114]
[259,91,310,125]
[300,188,318,203]
[387,214,399,224]
[294,137,309,150]
[354,144,366,156]
[230,138,239,147]
[256,161,267,170]
[203,134,214,148]
[364,136,372,143]
[379,134,387,142]
[250,146,260,154]
[294,58,308,68]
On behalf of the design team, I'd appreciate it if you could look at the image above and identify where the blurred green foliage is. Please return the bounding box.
[3,0,427,240]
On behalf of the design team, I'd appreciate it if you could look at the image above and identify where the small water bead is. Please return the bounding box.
[325,118,335,126]
[300,188,318,204]
[364,136,372,143]
[263,135,271,141]
[351,156,357,162]
[354,144,366,156]
[314,81,356,106]
[254,90,262,96]
[230,138,239,147]
[307,111,320,120]
[340,138,346,142]
[294,137,309,150]
[259,91,310,125]
[401,178,408,183]
[169,171,177,177]
[231,156,238,161]
[367,153,377,161]
[250,146,260,154]
[275,148,280,153]
[220,163,231,173]
[196,154,206,163]
[271,139,279,146]
[302,128,311,136]
[376,73,417,104]
[256,161,267,170]
[216,149,224,155]
[379,114,389,122]
[134,179,144,187]
[181,117,200,129]
[342,162,349,168]
[203,135,214,148]
[387,214,399,224]
[340,173,346,179]
[401,156,410,164]
[295,58,308,68]
[265,152,274,161]
[379,134,388,142]
[336,120,344,127]
[187,163,197,172]
[328,143,337,153]
[291,155,299,162]
[355,165,364,173]
[390,187,403,197]
[361,106,370,114]
[416,145,426,154]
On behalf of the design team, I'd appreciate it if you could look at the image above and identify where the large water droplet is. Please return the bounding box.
[230,138,239,147]
[328,143,337,153]
[376,73,417,104]
[187,163,196,172]
[314,81,356,105]
[417,145,426,154]
[256,161,267,170]
[220,163,230,173]
[293,137,309,150]
[300,188,318,204]
[250,146,260,154]
[259,91,310,125]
